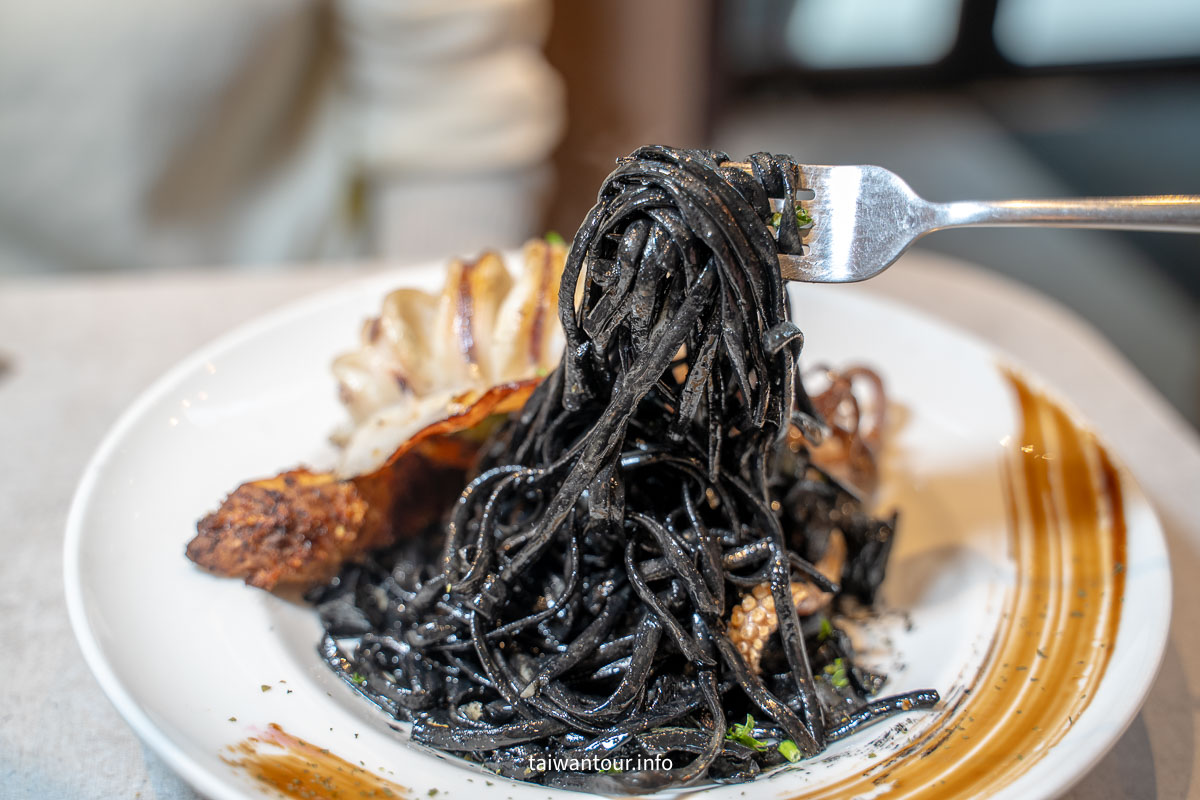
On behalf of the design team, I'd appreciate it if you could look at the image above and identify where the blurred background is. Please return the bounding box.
[1,0,1197,424]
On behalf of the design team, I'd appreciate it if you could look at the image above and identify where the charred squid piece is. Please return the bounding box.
[802,365,888,499]
[728,531,847,674]
[334,240,569,478]
[186,381,536,591]
[188,240,568,591]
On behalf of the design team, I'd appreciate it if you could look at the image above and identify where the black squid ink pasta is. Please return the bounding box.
[308,146,938,792]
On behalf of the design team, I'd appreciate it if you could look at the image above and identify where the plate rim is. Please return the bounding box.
[63,253,1173,800]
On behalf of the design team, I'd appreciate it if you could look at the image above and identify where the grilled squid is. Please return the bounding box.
[730,366,885,674]
[187,241,567,591]
[729,531,847,674]
[334,238,568,477]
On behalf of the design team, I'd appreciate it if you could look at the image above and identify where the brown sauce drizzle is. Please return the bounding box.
[224,723,408,799]
[786,367,1127,799]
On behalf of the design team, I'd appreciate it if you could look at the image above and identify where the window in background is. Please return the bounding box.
[712,0,1200,427]
[785,0,963,69]
[995,0,1200,66]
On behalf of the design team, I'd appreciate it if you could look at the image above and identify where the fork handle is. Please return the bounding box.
[933,196,1200,234]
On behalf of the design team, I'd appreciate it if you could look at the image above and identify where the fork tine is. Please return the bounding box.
[723,161,829,283]
[777,253,820,283]
[726,160,889,283]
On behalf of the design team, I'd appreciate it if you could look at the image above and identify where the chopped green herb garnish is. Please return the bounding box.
[769,207,813,229]
[823,658,849,688]
[818,617,833,642]
[598,766,623,775]
[350,672,366,685]
[778,739,801,763]
[544,231,565,245]
[726,714,768,751]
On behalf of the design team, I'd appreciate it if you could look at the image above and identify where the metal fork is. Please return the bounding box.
[725,162,1200,283]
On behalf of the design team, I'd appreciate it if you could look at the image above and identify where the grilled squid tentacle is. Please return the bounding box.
[729,531,847,673]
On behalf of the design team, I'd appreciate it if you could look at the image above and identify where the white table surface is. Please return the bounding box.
[1,250,1197,799]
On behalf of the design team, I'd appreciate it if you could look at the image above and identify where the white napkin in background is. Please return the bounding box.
[336,0,565,262]
[0,0,564,274]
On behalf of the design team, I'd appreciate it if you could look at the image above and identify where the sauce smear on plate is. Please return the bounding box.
[224,723,408,799]
[786,367,1127,799]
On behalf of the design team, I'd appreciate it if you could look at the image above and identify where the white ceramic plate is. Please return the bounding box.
[65,253,1171,800]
